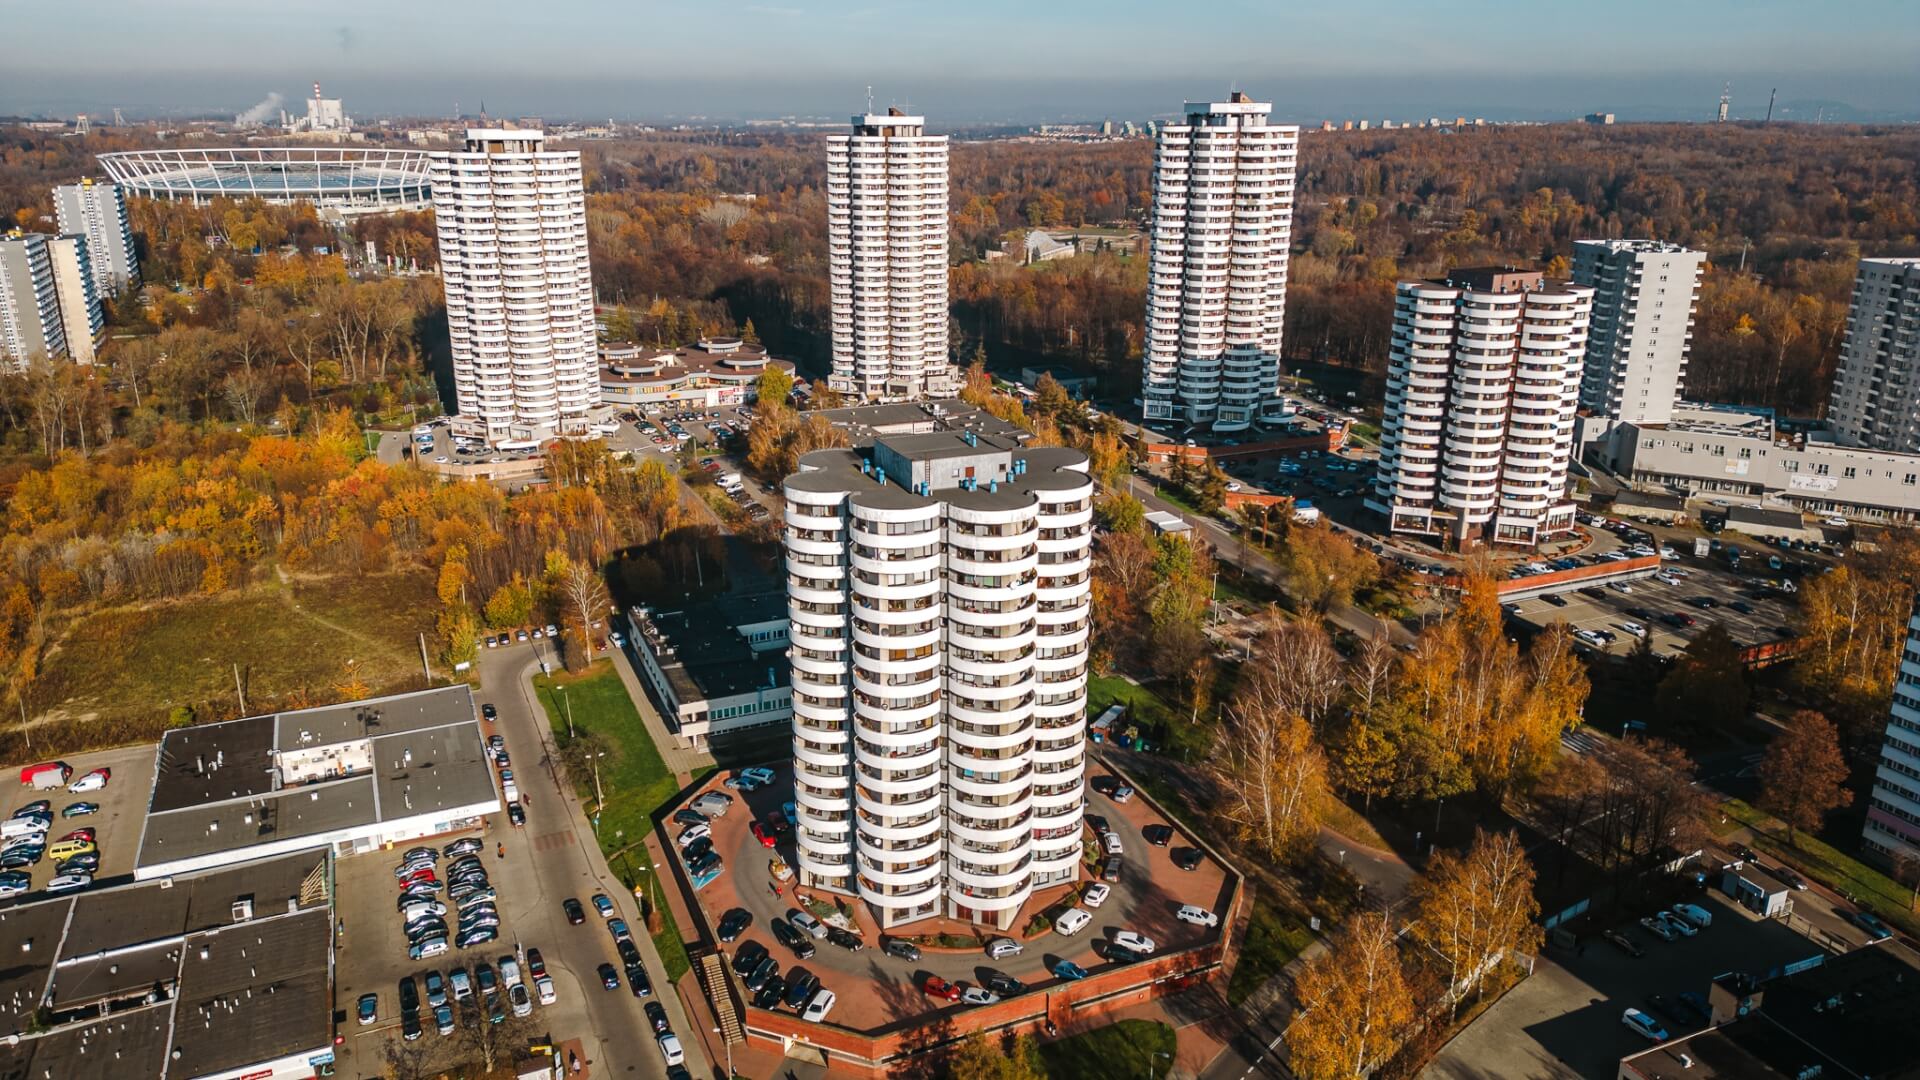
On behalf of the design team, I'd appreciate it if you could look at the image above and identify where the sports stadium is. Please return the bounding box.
[98,147,432,215]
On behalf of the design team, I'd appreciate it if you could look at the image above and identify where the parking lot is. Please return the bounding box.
[676,762,1232,1032]
[3,743,156,901]
[1507,543,1800,660]
[1427,888,1835,1079]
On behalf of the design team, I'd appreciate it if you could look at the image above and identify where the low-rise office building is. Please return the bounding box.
[134,686,501,880]
[599,337,796,409]
[0,851,336,1080]
[624,590,792,751]
[1591,403,1920,525]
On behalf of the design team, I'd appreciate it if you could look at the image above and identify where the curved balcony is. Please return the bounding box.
[857,855,944,891]
[795,783,851,815]
[857,812,943,847]
[944,879,1032,913]
[796,848,855,880]
[858,876,941,910]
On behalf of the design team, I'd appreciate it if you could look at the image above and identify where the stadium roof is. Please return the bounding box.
[98,147,431,214]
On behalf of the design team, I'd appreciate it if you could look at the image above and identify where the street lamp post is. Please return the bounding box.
[712,1027,734,1079]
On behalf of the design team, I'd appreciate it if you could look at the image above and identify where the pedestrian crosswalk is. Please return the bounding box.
[1562,729,1604,756]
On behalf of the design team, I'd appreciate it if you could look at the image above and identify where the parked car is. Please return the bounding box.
[788,910,828,939]
[644,1001,671,1033]
[985,937,1023,960]
[1054,908,1092,936]
[597,963,620,991]
[1111,931,1157,955]
[61,802,99,818]
[1622,1007,1669,1042]
[1639,915,1677,942]
[1143,825,1174,846]
[1082,883,1111,908]
[923,975,963,1002]
[1052,960,1089,980]
[826,927,865,952]
[1603,930,1644,958]
[883,938,921,962]
[717,908,752,943]
[1849,910,1893,941]
[562,897,586,924]
[1176,905,1219,927]
[961,986,1000,1006]
[802,989,836,1022]
[1174,848,1204,871]
[591,894,615,919]
[356,993,379,1025]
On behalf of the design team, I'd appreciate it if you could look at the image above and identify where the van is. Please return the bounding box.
[692,792,733,817]
[48,839,95,862]
[502,779,520,805]
[1,817,49,841]
[1054,908,1092,936]
[1672,902,1712,929]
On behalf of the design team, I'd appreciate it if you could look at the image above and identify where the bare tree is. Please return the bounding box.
[1208,678,1329,860]
[561,562,610,670]
[1345,629,1398,720]
[1243,616,1347,728]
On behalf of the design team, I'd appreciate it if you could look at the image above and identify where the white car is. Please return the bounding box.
[657,1032,685,1066]
[1082,883,1111,908]
[961,986,1000,1005]
[66,770,109,794]
[46,872,92,894]
[536,975,556,1005]
[1054,908,1093,936]
[1622,1008,1669,1042]
[802,988,836,1021]
[1176,905,1219,928]
[1111,930,1157,955]
[1102,832,1123,856]
[498,957,522,987]
[1607,581,1633,593]
[790,910,828,939]
[1824,516,1848,527]
[677,824,711,848]
[1619,622,1648,639]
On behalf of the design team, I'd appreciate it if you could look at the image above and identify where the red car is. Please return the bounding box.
[750,821,776,848]
[399,869,439,890]
[922,976,962,1002]
[60,828,95,844]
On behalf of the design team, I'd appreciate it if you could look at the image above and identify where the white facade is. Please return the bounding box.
[431,129,601,447]
[1141,92,1298,430]
[1573,239,1705,425]
[52,179,138,296]
[1829,257,1920,454]
[1368,268,1595,547]
[825,111,957,402]
[1862,594,1920,865]
[46,234,103,364]
[784,437,1092,931]
[0,231,68,367]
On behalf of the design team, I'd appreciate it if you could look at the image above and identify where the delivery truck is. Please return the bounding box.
[19,762,72,790]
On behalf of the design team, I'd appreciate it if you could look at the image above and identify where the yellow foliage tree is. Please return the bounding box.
[1285,910,1416,1079]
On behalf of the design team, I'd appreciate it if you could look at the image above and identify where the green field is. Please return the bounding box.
[1037,1020,1177,1080]
[1227,896,1319,1006]
[10,571,437,761]
[533,663,697,979]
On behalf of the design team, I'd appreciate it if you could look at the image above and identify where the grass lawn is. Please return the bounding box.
[1722,798,1920,937]
[1089,675,1213,762]
[1037,1020,1177,1080]
[32,570,435,729]
[1226,896,1319,1007]
[533,662,696,979]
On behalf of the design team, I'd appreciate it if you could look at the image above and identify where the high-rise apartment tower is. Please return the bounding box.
[1861,592,1920,865]
[1368,267,1594,547]
[1573,240,1706,426]
[430,129,601,446]
[0,232,69,368]
[825,110,955,402]
[1829,258,1920,454]
[784,431,1092,930]
[46,235,103,364]
[1141,92,1298,430]
[53,180,138,297]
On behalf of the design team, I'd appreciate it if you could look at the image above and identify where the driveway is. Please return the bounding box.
[682,764,1230,1032]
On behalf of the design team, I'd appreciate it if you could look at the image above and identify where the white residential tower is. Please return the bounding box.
[46,235,103,364]
[431,129,601,447]
[784,430,1092,930]
[1572,239,1706,426]
[0,232,69,368]
[1829,257,1920,455]
[53,179,138,297]
[825,109,956,402]
[1368,267,1595,547]
[1141,92,1298,430]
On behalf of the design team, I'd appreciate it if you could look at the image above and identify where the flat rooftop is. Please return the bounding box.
[809,400,1028,445]
[1727,505,1807,530]
[634,590,790,705]
[0,853,332,1080]
[786,443,1090,513]
[137,687,497,874]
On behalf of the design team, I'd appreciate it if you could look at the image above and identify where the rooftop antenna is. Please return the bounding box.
[1717,83,1730,123]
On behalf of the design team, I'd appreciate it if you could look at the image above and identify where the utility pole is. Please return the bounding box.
[233,663,247,714]
[419,632,434,682]
[563,688,575,739]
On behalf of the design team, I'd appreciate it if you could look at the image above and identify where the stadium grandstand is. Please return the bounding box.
[98,147,431,215]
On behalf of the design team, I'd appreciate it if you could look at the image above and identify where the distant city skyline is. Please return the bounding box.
[3,0,1918,124]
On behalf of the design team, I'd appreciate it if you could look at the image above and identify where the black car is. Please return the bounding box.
[1143,825,1174,847]
[683,837,714,862]
[883,938,921,962]
[672,808,708,827]
[598,963,620,991]
[563,897,586,924]
[625,961,651,998]
[1730,600,1754,614]
[1102,943,1144,964]
[826,927,864,952]
[746,954,780,990]
[0,846,43,870]
[1086,814,1110,836]
[644,1001,670,1033]
[688,850,721,875]
[783,969,818,1010]
[1626,606,1656,621]
[507,803,526,827]
[984,972,1025,996]
[56,852,100,875]
[1174,848,1204,871]
[618,939,642,967]
[771,918,816,959]
[1542,593,1569,607]
[1690,596,1718,609]
[717,908,753,943]
[481,703,497,721]
[754,976,787,1009]
[731,941,769,977]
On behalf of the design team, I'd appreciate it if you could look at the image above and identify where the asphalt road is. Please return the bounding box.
[483,643,711,1079]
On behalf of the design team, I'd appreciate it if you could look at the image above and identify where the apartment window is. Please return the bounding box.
[1844,467,1857,479]
[1815,463,1830,476]
[1906,474,1917,486]
[1739,448,1752,459]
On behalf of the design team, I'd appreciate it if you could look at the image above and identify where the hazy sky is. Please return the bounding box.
[5,0,1917,123]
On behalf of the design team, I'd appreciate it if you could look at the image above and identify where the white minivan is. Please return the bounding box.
[1054,908,1092,936]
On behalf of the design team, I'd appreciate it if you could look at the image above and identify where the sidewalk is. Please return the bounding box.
[606,644,715,779]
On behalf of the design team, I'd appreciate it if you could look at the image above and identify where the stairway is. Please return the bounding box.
[698,952,745,1045]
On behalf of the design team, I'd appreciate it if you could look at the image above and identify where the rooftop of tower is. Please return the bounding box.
[786,438,1089,512]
